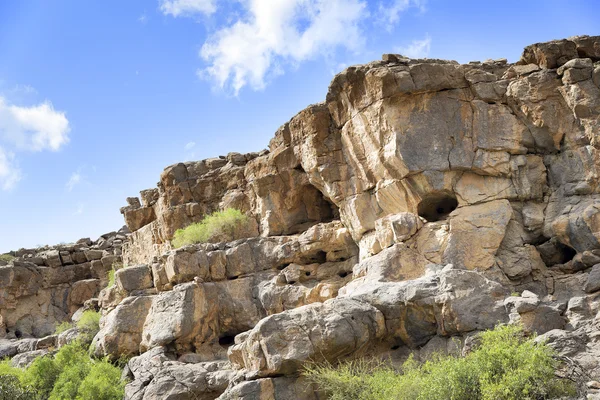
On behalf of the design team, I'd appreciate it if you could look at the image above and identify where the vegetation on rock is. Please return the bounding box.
[54,321,73,335]
[172,208,249,248]
[0,253,14,263]
[0,341,124,400]
[304,324,576,400]
[76,310,100,335]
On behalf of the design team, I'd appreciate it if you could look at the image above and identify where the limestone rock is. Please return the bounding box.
[116,265,154,293]
[585,264,600,293]
[442,200,512,270]
[7,36,600,398]
[93,296,154,358]
[217,377,317,400]
[140,282,219,355]
[230,298,385,377]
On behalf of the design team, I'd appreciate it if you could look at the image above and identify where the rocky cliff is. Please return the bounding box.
[2,35,600,399]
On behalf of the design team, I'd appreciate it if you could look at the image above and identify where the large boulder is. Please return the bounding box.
[229,298,385,377]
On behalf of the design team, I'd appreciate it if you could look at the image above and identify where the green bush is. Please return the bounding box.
[107,269,116,287]
[0,253,14,263]
[54,321,74,335]
[304,324,576,400]
[77,311,100,335]
[172,208,249,248]
[21,354,61,398]
[76,360,125,400]
[107,262,126,288]
[11,341,124,400]
[0,374,38,400]
[0,359,22,378]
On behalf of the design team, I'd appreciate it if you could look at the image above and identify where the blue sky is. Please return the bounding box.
[0,0,598,252]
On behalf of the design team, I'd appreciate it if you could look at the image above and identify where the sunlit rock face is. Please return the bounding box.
[0,230,126,339]
[4,35,600,400]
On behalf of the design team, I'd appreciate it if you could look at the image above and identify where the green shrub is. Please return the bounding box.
[49,360,90,400]
[0,253,14,263]
[172,208,250,248]
[77,311,100,335]
[107,269,116,287]
[16,341,124,400]
[76,360,125,400]
[0,360,36,400]
[0,359,23,378]
[107,262,126,288]
[55,321,74,335]
[0,374,38,400]
[22,355,61,398]
[304,324,576,400]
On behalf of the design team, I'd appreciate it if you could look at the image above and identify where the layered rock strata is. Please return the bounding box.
[0,229,127,340]
[3,35,600,399]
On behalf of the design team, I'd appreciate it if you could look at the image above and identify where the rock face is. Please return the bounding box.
[0,229,127,339]
[4,35,600,399]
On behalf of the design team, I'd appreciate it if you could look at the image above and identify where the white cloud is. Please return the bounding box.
[138,13,148,23]
[73,203,84,215]
[0,147,21,191]
[159,0,217,17]
[379,0,426,26]
[199,0,366,94]
[396,35,431,58]
[0,97,70,152]
[184,141,196,150]
[66,171,82,192]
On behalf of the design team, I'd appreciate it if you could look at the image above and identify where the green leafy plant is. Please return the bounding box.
[304,324,576,400]
[107,269,116,287]
[55,321,74,335]
[0,374,38,400]
[12,341,124,400]
[76,311,100,336]
[107,262,126,288]
[21,354,61,398]
[172,208,250,248]
[0,253,15,263]
[76,360,125,400]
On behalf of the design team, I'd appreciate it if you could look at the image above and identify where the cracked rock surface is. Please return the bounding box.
[3,35,600,399]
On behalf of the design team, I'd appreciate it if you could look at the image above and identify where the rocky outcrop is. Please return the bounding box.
[0,229,127,339]
[4,35,600,399]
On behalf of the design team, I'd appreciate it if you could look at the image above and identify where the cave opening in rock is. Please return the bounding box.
[417,192,458,222]
[219,335,236,347]
[557,243,577,264]
[304,250,327,264]
[538,238,577,266]
[277,263,290,271]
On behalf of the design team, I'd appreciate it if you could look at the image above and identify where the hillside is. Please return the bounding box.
[2,35,600,399]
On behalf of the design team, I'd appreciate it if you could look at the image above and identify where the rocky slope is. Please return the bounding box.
[2,35,600,399]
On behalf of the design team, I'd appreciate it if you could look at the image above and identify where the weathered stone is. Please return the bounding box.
[217,376,317,400]
[7,36,600,395]
[230,298,385,377]
[442,200,512,270]
[69,279,100,308]
[140,282,219,355]
[116,265,154,293]
[93,296,154,358]
[520,38,578,68]
[164,249,209,285]
[11,349,49,368]
[585,264,600,293]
